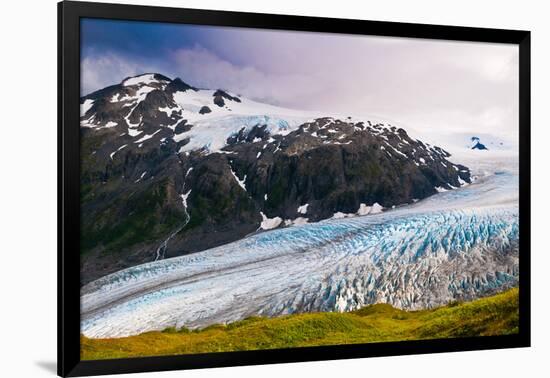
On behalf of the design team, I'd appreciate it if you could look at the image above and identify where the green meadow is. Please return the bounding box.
[82,288,518,360]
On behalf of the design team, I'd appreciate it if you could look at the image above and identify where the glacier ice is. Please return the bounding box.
[81,171,518,338]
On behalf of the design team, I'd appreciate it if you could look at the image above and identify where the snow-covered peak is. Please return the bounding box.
[167,87,320,153]
[80,72,466,169]
[122,73,169,87]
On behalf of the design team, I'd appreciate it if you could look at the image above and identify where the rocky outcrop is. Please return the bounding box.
[199,106,211,114]
[471,136,488,150]
[213,89,241,107]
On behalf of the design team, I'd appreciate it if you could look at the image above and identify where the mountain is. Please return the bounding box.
[470,136,488,150]
[79,73,472,284]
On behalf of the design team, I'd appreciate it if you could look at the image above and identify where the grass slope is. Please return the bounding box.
[81,288,518,360]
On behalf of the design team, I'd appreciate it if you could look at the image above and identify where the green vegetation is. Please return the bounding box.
[80,180,184,256]
[81,288,518,360]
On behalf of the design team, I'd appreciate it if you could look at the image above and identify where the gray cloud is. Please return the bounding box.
[81,28,518,143]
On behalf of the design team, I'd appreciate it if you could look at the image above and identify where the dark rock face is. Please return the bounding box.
[165,154,261,258]
[226,125,270,144]
[213,89,241,107]
[79,74,472,285]
[165,77,197,94]
[213,96,225,107]
[214,89,241,102]
[174,121,191,134]
[199,106,212,114]
[221,118,470,222]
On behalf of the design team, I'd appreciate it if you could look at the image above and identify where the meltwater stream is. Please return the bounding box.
[81,171,518,338]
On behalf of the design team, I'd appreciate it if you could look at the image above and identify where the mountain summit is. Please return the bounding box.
[470,136,488,150]
[79,73,471,284]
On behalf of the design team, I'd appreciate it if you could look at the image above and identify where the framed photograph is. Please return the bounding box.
[58,1,531,376]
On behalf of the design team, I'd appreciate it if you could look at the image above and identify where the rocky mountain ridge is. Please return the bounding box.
[79,73,471,284]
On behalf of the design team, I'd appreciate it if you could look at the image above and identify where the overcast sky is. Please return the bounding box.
[81,19,519,143]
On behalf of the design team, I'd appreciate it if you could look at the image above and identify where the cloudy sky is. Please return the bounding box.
[81,18,519,143]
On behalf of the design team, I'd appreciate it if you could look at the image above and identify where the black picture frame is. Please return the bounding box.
[58,1,531,376]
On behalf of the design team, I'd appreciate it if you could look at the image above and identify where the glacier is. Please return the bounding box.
[81,170,518,339]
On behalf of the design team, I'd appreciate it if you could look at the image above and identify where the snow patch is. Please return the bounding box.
[331,212,351,219]
[110,144,127,160]
[123,74,165,87]
[128,128,142,137]
[297,204,309,214]
[357,203,371,216]
[332,202,383,219]
[259,212,282,230]
[181,190,192,208]
[134,129,161,144]
[134,171,147,183]
[284,217,309,226]
[370,203,383,214]
[230,168,247,191]
[159,106,178,116]
[80,99,94,117]
[458,177,468,186]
